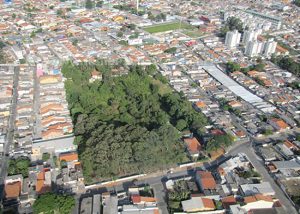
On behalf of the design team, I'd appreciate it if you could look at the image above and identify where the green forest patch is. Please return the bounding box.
[62,62,208,183]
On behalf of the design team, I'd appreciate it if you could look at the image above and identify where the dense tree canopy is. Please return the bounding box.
[0,40,6,63]
[33,193,75,214]
[8,157,30,178]
[62,61,207,182]
[271,55,300,78]
[220,17,243,37]
[85,0,94,9]
[226,61,241,73]
[206,134,233,152]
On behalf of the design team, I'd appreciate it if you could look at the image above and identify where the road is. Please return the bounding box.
[0,66,19,200]
[151,182,169,214]
[228,141,298,214]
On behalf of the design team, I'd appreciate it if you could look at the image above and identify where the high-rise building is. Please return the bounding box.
[263,38,277,57]
[225,30,241,49]
[242,30,260,44]
[244,40,264,57]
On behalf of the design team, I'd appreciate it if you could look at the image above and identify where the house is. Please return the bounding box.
[242,194,276,212]
[36,170,51,194]
[89,70,102,83]
[39,75,61,84]
[221,195,237,209]
[5,175,23,200]
[184,137,202,158]
[131,195,157,205]
[234,130,246,138]
[240,182,275,196]
[283,140,299,151]
[59,152,78,162]
[121,204,160,214]
[269,118,290,132]
[271,160,300,172]
[103,194,118,214]
[196,171,217,192]
[92,194,101,214]
[181,196,215,213]
[228,101,242,108]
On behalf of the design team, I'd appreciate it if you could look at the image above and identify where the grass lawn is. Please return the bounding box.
[151,78,173,95]
[144,22,195,34]
[183,30,205,38]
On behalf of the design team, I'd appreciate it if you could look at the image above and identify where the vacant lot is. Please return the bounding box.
[144,22,195,33]
[281,179,300,196]
[183,30,205,38]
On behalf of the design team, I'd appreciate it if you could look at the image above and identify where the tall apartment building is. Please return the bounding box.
[242,30,260,44]
[245,40,264,57]
[225,30,241,49]
[263,38,277,57]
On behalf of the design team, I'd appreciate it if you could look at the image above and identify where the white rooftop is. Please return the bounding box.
[201,65,276,113]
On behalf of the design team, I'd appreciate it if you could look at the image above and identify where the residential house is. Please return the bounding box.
[242,194,277,212]
[240,182,275,196]
[181,196,216,213]
[4,174,23,200]
[184,137,202,158]
[196,171,217,193]
[269,118,290,132]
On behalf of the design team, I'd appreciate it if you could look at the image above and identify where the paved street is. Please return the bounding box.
[0,66,19,200]
[151,182,169,214]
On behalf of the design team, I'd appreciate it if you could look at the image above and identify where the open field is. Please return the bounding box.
[144,22,195,34]
[183,30,205,38]
[281,179,300,196]
[151,78,172,95]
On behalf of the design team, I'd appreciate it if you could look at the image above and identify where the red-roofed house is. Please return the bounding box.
[184,137,202,158]
[59,152,78,162]
[131,195,157,205]
[242,194,276,212]
[196,171,217,192]
[222,195,237,209]
[269,118,290,132]
[5,181,21,199]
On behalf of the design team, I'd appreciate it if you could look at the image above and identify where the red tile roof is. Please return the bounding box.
[244,194,273,204]
[184,138,201,153]
[59,152,78,162]
[222,195,237,209]
[197,171,216,190]
[5,181,21,199]
[202,198,216,209]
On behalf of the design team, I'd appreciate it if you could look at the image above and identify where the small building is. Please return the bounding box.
[181,196,215,212]
[5,175,23,200]
[103,194,118,214]
[221,195,237,209]
[196,171,217,192]
[89,70,102,83]
[184,137,202,158]
[59,152,78,162]
[242,194,276,212]
[92,194,101,214]
[269,118,290,132]
[240,182,275,196]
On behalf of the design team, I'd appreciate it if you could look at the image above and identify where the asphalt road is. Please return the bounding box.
[228,141,298,214]
[0,66,19,200]
[151,182,169,214]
